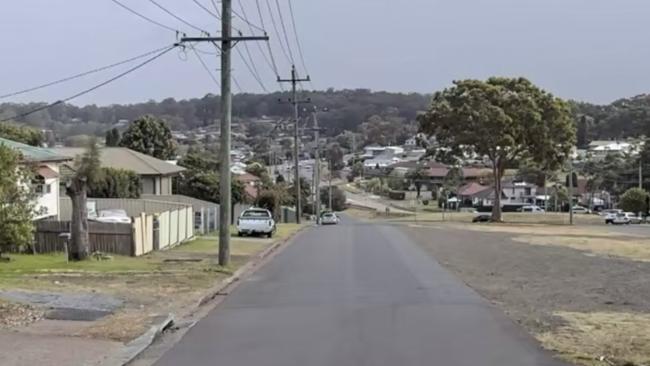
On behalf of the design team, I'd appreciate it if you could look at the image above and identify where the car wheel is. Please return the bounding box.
[238,232,243,237]
[267,232,273,238]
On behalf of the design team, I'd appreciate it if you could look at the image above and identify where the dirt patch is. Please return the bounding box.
[78,310,154,343]
[0,300,43,329]
[403,226,650,365]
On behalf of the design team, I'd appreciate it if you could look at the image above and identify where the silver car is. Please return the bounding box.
[321,212,339,225]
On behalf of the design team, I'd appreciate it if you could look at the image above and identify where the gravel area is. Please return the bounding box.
[0,300,43,329]
[402,225,650,365]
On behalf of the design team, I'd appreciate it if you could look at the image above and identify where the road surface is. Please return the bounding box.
[154,217,568,366]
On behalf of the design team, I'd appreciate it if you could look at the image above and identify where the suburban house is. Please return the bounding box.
[362,146,405,168]
[587,140,643,159]
[0,137,73,220]
[458,182,492,207]
[479,181,539,210]
[52,147,185,195]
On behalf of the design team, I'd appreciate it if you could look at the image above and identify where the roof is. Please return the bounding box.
[461,167,492,178]
[426,167,450,178]
[244,184,258,200]
[37,166,59,179]
[458,182,491,197]
[52,147,185,176]
[0,137,72,163]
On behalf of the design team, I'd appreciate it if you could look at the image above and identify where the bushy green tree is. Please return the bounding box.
[619,187,648,214]
[320,186,347,211]
[175,152,245,204]
[105,128,121,147]
[0,145,35,257]
[418,77,576,221]
[89,168,140,198]
[119,115,176,159]
[0,123,44,146]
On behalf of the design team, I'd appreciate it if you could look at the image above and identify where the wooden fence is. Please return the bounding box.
[34,221,133,256]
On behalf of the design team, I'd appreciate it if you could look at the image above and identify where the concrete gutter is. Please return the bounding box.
[104,314,174,366]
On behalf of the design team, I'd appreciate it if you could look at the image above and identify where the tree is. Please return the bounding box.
[175,152,245,204]
[258,184,292,220]
[289,178,312,213]
[326,143,345,172]
[320,186,347,211]
[0,123,44,146]
[105,128,121,147]
[0,145,35,257]
[348,161,364,182]
[89,168,140,198]
[119,115,176,159]
[619,187,648,214]
[418,77,576,221]
[65,134,94,147]
[405,165,428,198]
[65,140,102,261]
[576,115,590,148]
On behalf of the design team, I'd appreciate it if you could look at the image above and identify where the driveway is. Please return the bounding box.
[153,216,569,366]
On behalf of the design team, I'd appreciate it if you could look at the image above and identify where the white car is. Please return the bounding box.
[611,212,642,225]
[517,205,545,213]
[320,212,339,225]
[92,209,131,224]
[571,206,591,214]
[237,208,276,237]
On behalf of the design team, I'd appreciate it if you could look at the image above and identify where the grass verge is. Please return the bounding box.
[538,312,650,366]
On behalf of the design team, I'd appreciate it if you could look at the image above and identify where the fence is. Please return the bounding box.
[34,221,133,256]
[143,195,219,235]
[59,197,190,220]
[35,207,194,257]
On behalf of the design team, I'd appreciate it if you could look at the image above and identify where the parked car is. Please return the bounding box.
[237,208,276,237]
[571,206,591,214]
[472,213,492,223]
[321,212,340,225]
[92,209,131,224]
[601,209,622,217]
[517,205,545,213]
[611,212,642,225]
[625,212,643,224]
[603,209,624,224]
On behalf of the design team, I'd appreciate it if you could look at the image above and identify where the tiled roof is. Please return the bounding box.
[459,182,491,197]
[235,172,261,183]
[52,147,185,176]
[0,137,72,163]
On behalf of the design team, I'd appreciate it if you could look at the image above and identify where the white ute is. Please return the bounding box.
[237,208,276,238]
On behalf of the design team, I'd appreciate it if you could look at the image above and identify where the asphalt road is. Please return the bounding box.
[154,217,569,366]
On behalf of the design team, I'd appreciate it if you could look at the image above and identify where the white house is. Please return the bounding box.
[587,140,643,159]
[0,137,73,220]
[480,181,539,209]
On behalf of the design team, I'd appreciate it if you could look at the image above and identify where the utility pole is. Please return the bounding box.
[309,108,327,223]
[278,65,310,224]
[329,159,333,210]
[180,2,268,266]
[639,158,643,189]
[568,162,574,225]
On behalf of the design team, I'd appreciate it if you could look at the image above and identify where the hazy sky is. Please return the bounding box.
[2,0,650,106]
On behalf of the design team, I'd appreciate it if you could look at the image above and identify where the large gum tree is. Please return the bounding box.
[418,77,576,221]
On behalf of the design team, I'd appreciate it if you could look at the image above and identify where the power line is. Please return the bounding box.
[235,45,268,92]
[192,0,219,19]
[239,0,279,81]
[274,0,296,65]
[1,45,177,123]
[255,0,285,91]
[147,0,208,34]
[264,0,292,65]
[287,0,311,82]
[0,45,175,100]
[189,45,220,87]
[110,0,179,33]
[232,10,265,34]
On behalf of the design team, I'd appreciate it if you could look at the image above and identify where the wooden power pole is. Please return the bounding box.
[278,65,310,224]
[180,1,267,266]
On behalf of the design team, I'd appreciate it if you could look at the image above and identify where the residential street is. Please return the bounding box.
[154,216,568,366]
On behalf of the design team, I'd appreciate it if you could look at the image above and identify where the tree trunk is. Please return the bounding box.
[67,180,90,261]
[491,161,503,222]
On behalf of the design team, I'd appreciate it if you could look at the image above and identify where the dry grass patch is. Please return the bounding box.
[538,311,650,366]
[513,235,650,262]
[79,310,153,343]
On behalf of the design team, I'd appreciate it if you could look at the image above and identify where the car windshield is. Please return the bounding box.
[242,210,270,218]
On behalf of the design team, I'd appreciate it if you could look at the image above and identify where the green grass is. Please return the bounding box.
[0,253,158,275]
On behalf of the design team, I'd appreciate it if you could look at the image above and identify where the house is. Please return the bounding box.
[587,140,643,159]
[479,181,539,210]
[52,147,185,195]
[0,137,73,220]
[458,182,491,207]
